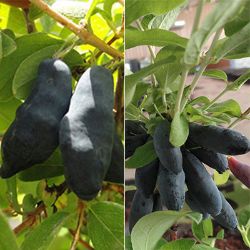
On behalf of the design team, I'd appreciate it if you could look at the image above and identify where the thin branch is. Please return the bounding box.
[94,35,120,60]
[53,35,79,59]
[228,119,244,129]
[154,104,165,120]
[92,14,124,62]
[6,177,22,215]
[243,107,250,116]
[228,107,250,128]
[52,181,68,206]
[191,0,205,34]
[13,203,46,235]
[29,0,123,59]
[70,200,86,250]
[109,59,124,72]
[69,229,93,250]
[23,9,36,33]
[136,20,157,87]
[174,68,188,115]
[238,225,250,248]
[14,216,36,235]
[162,92,170,115]
[114,67,124,135]
[136,20,155,62]
[202,87,228,111]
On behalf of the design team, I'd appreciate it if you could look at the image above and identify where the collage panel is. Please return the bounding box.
[0,0,250,249]
[0,0,124,249]
[125,0,250,249]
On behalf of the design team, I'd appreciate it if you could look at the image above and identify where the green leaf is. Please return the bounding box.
[18,180,39,198]
[0,211,19,250]
[214,170,230,185]
[224,48,250,59]
[164,76,182,94]
[104,0,117,19]
[191,245,219,250]
[224,1,250,36]
[39,15,59,34]
[18,149,64,182]
[192,221,205,241]
[47,235,72,250]
[145,116,165,135]
[7,7,27,35]
[125,103,142,121]
[29,0,56,20]
[202,238,216,248]
[126,140,157,168]
[21,212,69,250]
[125,70,138,108]
[202,219,213,238]
[184,0,243,65]
[0,98,22,133]
[2,29,15,40]
[94,8,116,33]
[52,0,89,19]
[126,0,187,25]
[170,112,189,147]
[125,56,175,87]
[125,236,133,250]
[125,28,187,49]
[155,239,168,249]
[188,96,210,106]
[186,212,203,224]
[207,99,241,118]
[214,22,250,62]
[141,89,160,114]
[131,210,186,250]
[0,31,16,59]
[160,239,196,250]
[1,33,4,59]
[85,0,99,21]
[12,45,59,99]
[141,14,155,30]
[6,176,21,214]
[216,229,224,240]
[0,179,8,208]
[22,194,37,213]
[192,219,213,241]
[238,207,250,227]
[0,33,61,102]
[227,69,250,91]
[224,19,248,38]
[203,69,227,82]
[148,4,185,30]
[13,45,81,100]
[154,46,183,90]
[88,202,124,250]
[131,81,149,106]
[186,104,232,125]
[28,3,43,20]
[225,181,250,210]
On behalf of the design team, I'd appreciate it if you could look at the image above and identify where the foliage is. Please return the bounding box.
[125,0,250,249]
[0,0,124,249]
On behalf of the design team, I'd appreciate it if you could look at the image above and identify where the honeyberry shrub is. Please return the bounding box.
[0,0,124,249]
[125,0,250,249]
